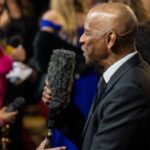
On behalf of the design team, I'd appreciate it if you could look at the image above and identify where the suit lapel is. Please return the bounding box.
[105,53,140,94]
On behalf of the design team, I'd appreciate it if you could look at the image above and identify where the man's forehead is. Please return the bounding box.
[85,10,117,27]
[84,11,116,30]
[87,11,117,20]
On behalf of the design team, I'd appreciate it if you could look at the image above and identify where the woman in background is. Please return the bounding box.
[33,0,87,74]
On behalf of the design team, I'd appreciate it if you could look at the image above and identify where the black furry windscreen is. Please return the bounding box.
[47,49,76,112]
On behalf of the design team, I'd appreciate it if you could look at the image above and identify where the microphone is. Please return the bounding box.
[6,97,26,112]
[47,49,76,113]
[0,97,25,149]
[45,49,76,148]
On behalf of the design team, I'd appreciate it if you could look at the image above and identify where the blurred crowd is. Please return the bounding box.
[0,0,150,150]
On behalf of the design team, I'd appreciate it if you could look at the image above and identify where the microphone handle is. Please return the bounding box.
[45,110,57,148]
[44,128,53,148]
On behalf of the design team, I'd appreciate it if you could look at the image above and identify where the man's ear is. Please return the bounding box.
[106,31,117,50]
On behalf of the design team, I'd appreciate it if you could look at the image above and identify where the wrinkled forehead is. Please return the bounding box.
[84,10,117,31]
[87,11,116,21]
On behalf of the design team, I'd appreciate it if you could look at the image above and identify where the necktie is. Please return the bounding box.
[81,76,106,137]
[94,76,106,105]
[89,76,106,114]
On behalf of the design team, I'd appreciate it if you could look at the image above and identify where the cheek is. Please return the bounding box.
[92,42,107,60]
[84,38,106,58]
[87,40,100,55]
[86,39,96,52]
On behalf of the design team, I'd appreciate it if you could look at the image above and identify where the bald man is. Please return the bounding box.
[38,2,150,150]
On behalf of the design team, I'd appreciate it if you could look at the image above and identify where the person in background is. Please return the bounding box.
[85,0,109,10]
[0,0,39,106]
[0,1,37,149]
[0,46,13,108]
[38,2,150,150]
[108,0,150,23]
[109,0,150,64]
[0,0,37,104]
[0,46,17,126]
[33,0,87,74]
[0,0,36,63]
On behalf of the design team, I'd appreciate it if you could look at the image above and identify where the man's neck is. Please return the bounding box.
[102,48,136,71]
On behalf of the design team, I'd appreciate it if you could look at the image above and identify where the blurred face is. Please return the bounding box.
[80,11,109,66]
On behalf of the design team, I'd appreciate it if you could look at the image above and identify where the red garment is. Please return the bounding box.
[0,53,13,107]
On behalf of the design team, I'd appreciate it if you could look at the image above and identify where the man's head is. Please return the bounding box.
[80,2,138,70]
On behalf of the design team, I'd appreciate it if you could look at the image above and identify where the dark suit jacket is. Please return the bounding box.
[81,53,150,150]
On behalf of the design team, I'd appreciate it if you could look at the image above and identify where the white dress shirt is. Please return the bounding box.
[103,51,137,83]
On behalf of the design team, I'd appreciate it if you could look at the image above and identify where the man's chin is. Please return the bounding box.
[85,59,97,67]
[85,60,93,66]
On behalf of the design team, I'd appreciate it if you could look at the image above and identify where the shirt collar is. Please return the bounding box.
[103,51,137,83]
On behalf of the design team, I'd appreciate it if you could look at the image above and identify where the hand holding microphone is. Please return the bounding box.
[42,80,52,106]
[0,97,25,150]
[41,49,76,148]
[0,97,25,125]
[0,107,17,124]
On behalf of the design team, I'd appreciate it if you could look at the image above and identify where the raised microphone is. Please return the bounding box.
[6,97,26,112]
[45,49,76,148]
[47,49,76,113]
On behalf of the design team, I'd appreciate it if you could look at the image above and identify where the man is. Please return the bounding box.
[37,2,150,150]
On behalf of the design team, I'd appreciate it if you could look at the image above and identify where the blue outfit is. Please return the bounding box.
[40,20,62,31]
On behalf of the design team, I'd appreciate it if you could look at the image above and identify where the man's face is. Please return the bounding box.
[80,12,108,66]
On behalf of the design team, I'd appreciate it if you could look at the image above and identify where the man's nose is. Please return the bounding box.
[79,33,85,45]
